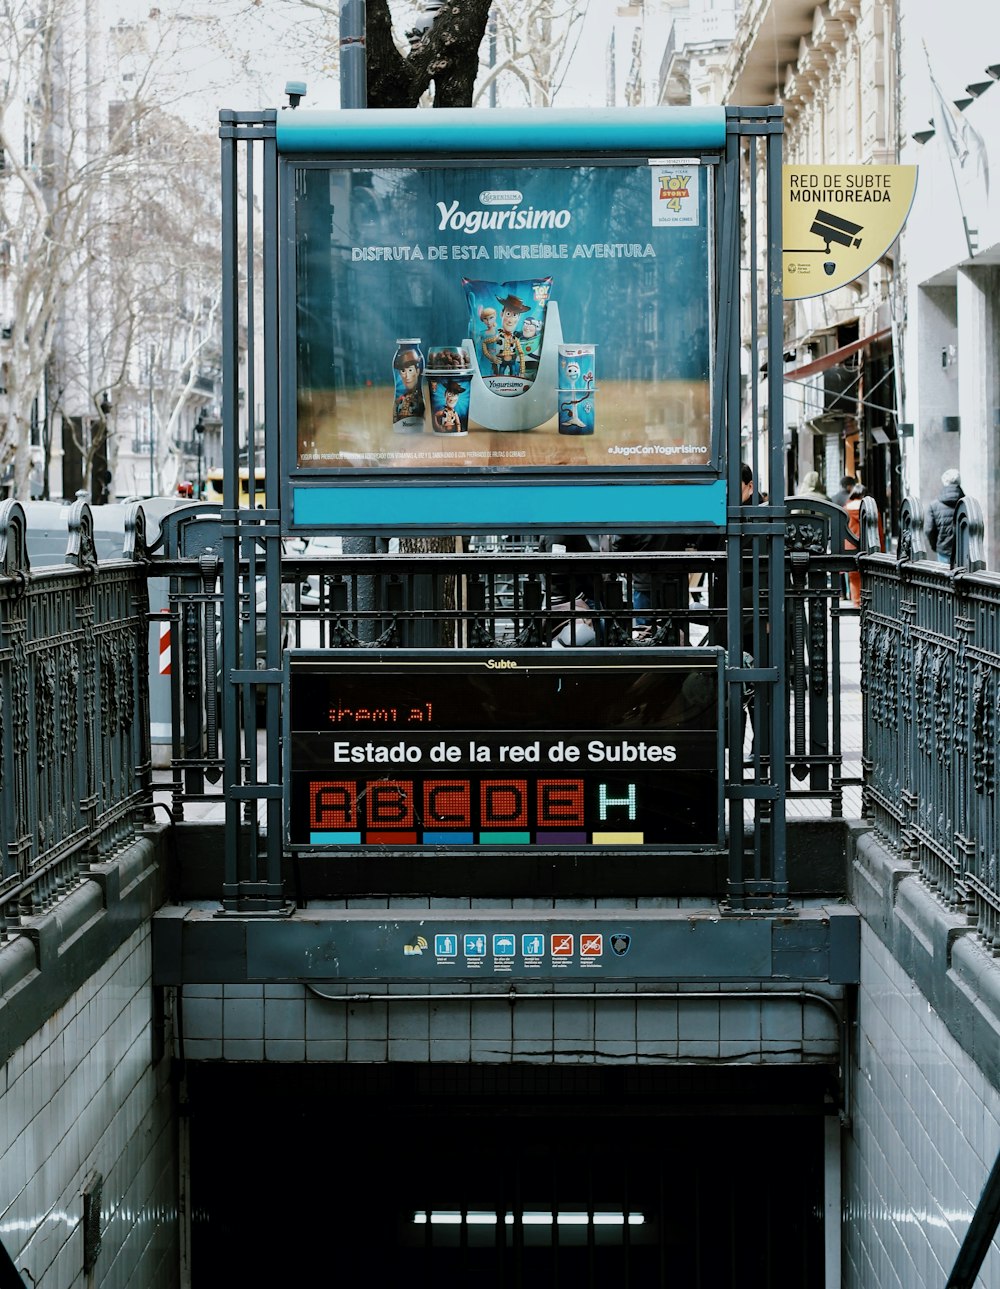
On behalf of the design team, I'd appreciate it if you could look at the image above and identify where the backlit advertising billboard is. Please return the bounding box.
[291,159,713,474]
[277,107,729,530]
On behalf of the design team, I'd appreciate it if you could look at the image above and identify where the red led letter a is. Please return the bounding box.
[310,781,358,829]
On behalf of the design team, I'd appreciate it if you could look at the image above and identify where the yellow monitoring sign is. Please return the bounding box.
[782,166,918,300]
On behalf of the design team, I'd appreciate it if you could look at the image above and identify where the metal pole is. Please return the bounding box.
[148,345,155,496]
[488,10,497,108]
[195,415,204,499]
[339,0,377,627]
[947,1144,1000,1287]
[340,1,367,109]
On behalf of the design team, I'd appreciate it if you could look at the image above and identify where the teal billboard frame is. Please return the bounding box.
[218,103,791,917]
[277,107,729,534]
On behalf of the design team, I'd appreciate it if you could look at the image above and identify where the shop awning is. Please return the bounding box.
[783,327,892,381]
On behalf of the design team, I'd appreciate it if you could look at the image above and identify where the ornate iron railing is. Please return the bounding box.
[25,490,1000,944]
[153,497,860,829]
[861,493,1000,951]
[0,499,152,941]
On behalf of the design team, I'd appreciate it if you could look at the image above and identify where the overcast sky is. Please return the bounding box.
[102,0,625,124]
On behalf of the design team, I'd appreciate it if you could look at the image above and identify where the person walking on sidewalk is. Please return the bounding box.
[925,469,964,566]
[795,470,829,503]
[845,483,885,606]
[830,474,856,508]
[829,475,856,598]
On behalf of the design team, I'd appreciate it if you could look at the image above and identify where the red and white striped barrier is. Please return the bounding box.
[158,614,171,676]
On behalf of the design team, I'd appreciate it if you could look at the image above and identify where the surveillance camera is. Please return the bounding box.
[810,209,863,254]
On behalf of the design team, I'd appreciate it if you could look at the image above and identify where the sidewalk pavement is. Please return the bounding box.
[786,604,862,821]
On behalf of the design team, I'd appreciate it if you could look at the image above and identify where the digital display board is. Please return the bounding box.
[289,159,713,475]
[286,650,724,852]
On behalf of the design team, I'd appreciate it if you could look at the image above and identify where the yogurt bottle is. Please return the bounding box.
[392,339,425,432]
[557,344,596,390]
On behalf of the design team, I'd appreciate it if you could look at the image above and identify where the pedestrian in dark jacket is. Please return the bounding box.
[829,475,856,597]
[611,531,690,634]
[830,475,856,508]
[925,469,964,565]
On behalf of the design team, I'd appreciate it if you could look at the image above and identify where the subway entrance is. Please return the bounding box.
[187,1062,832,1286]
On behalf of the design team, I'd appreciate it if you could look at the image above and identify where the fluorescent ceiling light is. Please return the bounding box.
[414,1210,644,1226]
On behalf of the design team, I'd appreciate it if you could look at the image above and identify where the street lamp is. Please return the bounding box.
[194,409,205,500]
[98,393,113,503]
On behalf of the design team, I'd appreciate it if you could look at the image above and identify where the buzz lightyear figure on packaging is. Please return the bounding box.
[519,315,541,378]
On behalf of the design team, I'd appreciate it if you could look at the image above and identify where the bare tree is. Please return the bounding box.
[0,1,233,501]
[0,0,155,497]
[87,119,224,498]
[475,0,588,108]
[272,1,586,110]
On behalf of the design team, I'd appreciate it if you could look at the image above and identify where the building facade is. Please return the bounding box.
[705,0,1000,554]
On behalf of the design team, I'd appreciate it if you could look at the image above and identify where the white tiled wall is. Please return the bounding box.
[843,924,1000,1289]
[20,901,1000,1287]
[179,980,841,1064]
[0,927,177,1289]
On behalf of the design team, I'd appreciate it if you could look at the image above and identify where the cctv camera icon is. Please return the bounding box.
[810,209,863,254]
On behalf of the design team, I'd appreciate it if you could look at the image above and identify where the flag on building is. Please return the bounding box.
[924,45,990,194]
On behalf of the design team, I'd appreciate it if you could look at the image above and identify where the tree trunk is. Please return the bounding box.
[365,0,490,633]
[366,0,494,109]
[398,534,463,646]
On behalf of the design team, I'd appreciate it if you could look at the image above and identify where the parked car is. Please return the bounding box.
[294,533,345,606]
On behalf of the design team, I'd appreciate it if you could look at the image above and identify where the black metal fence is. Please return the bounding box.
[1,494,866,931]
[13,491,1000,949]
[150,499,860,826]
[0,499,152,940]
[861,494,1000,952]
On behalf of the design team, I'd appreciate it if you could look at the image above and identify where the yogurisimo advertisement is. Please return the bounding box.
[293,161,712,473]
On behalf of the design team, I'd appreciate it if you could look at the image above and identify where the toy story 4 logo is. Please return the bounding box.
[652,164,700,227]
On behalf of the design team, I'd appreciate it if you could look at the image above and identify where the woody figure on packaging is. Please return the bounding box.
[433,381,465,433]
[393,346,424,421]
[494,292,530,377]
